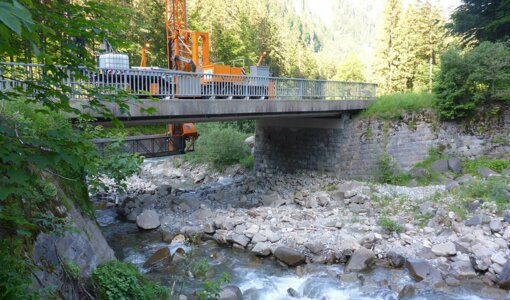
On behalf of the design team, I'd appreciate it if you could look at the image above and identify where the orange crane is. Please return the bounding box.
[165,0,243,75]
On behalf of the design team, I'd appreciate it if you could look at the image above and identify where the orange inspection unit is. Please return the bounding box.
[167,123,199,154]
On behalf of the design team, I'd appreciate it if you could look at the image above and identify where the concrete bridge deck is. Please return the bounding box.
[78,99,374,125]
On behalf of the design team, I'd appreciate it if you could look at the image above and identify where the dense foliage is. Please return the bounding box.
[434,42,510,119]
[450,0,510,44]
[92,261,170,300]
[362,92,437,120]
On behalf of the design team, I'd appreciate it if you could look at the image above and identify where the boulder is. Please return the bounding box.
[172,248,187,264]
[498,260,510,289]
[204,223,216,234]
[405,259,441,282]
[251,233,267,243]
[447,158,463,173]
[431,160,449,173]
[244,135,255,148]
[431,241,456,257]
[219,285,243,300]
[345,248,376,272]
[143,247,171,269]
[287,288,299,298]
[251,242,271,257]
[228,233,250,247]
[172,234,186,243]
[490,219,502,233]
[273,246,306,267]
[410,167,428,179]
[478,167,499,178]
[156,185,172,197]
[398,284,416,300]
[136,210,160,230]
[387,251,406,268]
[451,260,476,279]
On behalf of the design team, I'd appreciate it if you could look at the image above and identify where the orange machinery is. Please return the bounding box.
[166,123,198,154]
[165,0,243,76]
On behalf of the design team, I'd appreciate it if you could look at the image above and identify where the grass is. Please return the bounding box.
[94,125,166,138]
[463,156,510,174]
[362,92,437,120]
[378,216,404,233]
[457,177,510,211]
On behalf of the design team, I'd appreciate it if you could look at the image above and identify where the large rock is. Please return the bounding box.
[219,285,243,300]
[251,242,271,257]
[228,233,250,247]
[273,246,306,267]
[405,259,442,282]
[431,160,449,173]
[498,260,510,289]
[387,251,406,268]
[398,284,416,300]
[447,158,462,173]
[345,248,376,272]
[136,209,160,230]
[478,167,499,178]
[143,247,171,269]
[431,241,456,257]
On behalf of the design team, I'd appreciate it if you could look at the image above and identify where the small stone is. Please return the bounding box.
[204,223,216,234]
[251,233,267,243]
[172,234,186,243]
[228,233,250,247]
[287,288,299,298]
[405,259,441,282]
[431,241,457,257]
[243,224,259,238]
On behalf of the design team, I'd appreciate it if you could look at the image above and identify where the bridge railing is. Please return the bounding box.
[0,62,377,100]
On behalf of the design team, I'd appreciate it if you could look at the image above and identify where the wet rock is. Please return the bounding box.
[126,207,142,222]
[405,259,441,282]
[172,247,187,264]
[274,246,306,267]
[287,288,299,298]
[398,284,416,300]
[498,260,510,289]
[431,241,456,257]
[251,242,271,257]
[136,209,160,230]
[387,251,406,268]
[447,158,462,173]
[478,167,499,178]
[431,160,449,173]
[345,248,376,272]
[156,185,172,197]
[143,247,171,269]
[219,285,243,300]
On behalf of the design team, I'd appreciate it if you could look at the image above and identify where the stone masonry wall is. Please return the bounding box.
[254,108,510,179]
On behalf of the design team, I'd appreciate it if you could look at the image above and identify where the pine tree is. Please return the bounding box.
[374,0,404,94]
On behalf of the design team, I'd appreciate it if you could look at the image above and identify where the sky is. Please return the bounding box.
[298,0,463,26]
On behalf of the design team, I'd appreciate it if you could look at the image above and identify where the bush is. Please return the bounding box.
[458,178,510,211]
[377,153,411,185]
[435,42,510,120]
[378,217,403,232]
[186,124,250,169]
[240,155,254,169]
[92,260,170,300]
[362,92,437,120]
[463,157,510,174]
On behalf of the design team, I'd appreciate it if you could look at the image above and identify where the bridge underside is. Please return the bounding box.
[74,99,374,125]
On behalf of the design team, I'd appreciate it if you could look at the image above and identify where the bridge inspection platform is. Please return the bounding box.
[0,62,377,125]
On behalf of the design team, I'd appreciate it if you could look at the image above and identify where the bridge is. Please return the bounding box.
[1,62,378,171]
[0,62,376,124]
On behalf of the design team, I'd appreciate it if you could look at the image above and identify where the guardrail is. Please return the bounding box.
[93,134,191,158]
[0,62,377,100]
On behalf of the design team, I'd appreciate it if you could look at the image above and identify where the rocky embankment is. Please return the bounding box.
[95,157,510,299]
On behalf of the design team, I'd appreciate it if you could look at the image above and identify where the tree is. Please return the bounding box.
[450,0,510,44]
[374,0,404,94]
[335,52,366,82]
[434,42,510,120]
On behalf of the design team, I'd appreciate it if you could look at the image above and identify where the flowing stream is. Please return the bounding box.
[97,208,493,300]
